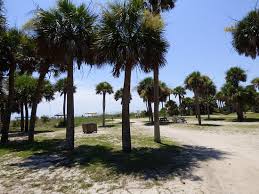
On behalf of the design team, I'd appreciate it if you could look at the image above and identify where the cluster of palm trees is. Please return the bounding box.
[0,0,177,152]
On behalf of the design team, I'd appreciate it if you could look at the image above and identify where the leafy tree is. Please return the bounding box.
[182,97,194,115]
[96,82,114,127]
[98,0,168,151]
[252,77,259,90]
[15,75,55,132]
[15,75,37,132]
[184,71,206,125]
[137,77,171,123]
[30,0,97,149]
[165,100,179,116]
[172,86,186,115]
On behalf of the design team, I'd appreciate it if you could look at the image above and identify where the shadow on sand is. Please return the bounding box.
[5,138,228,181]
[8,130,55,138]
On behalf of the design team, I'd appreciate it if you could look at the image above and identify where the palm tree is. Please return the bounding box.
[228,10,259,59]
[54,78,76,126]
[172,86,186,115]
[137,77,154,123]
[184,71,206,125]
[98,0,167,152]
[96,82,113,127]
[0,0,6,134]
[144,0,175,143]
[114,88,132,104]
[0,29,24,143]
[222,67,247,121]
[15,75,37,132]
[202,76,216,119]
[30,0,96,149]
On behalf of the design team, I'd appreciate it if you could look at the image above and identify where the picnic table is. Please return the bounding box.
[171,116,187,123]
[159,117,169,123]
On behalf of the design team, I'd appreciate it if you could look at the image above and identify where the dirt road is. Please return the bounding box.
[132,119,259,194]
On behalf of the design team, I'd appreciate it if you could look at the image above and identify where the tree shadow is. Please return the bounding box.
[144,122,173,126]
[8,130,55,138]
[204,118,225,121]
[99,125,116,128]
[232,118,259,122]
[194,124,222,127]
[8,139,227,181]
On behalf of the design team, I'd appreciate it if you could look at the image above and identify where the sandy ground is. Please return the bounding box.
[132,119,259,194]
[1,119,259,194]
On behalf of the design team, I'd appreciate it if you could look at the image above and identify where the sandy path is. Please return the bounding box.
[132,119,259,194]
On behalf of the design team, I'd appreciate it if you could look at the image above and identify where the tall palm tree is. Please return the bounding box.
[184,71,205,125]
[98,0,167,152]
[0,0,6,134]
[0,29,24,143]
[96,82,113,127]
[137,77,154,123]
[144,0,175,143]
[202,76,216,119]
[172,86,186,115]
[54,78,76,125]
[223,67,247,121]
[30,0,96,149]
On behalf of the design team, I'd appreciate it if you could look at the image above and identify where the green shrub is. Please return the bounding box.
[41,115,50,123]
[55,120,66,128]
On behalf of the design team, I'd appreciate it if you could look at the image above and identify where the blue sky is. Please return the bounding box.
[6,0,259,116]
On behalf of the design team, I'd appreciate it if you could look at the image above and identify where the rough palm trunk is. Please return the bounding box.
[102,92,106,127]
[122,65,132,152]
[29,65,49,142]
[63,92,66,125]
[236,102,244,122]
[207,103,210,119]
[194,93,201,125]
[25,102,29,132]
[179,96,182,116]
[148,101,153,123]
[66,63,75,150]
[153,65,161,143]
[20,102,24,132]
[1,63,15,144]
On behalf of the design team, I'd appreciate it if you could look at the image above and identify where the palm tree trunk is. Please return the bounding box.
[195,93,201,125]
[148,101,153,123]
[207,103,210,119]
[1,63,15,144]
[153,65,161,143]
[102,92,106,127]
[146,101,150,122]
[179,96,182,116]
[63,92,66,125]
[236,102,244,122]
[66,63,75,150]
[122,64,132,152]
[25,102,29,132]
[20,102,24,132]
[29,65,49,142]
